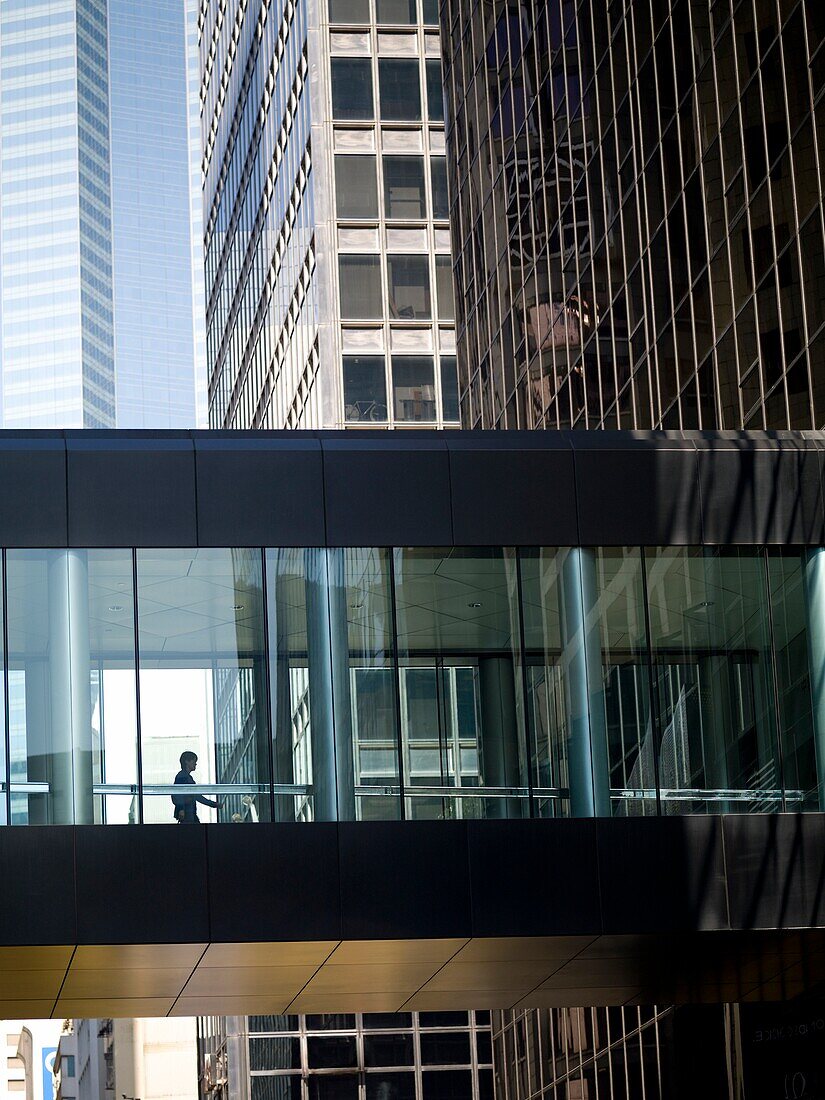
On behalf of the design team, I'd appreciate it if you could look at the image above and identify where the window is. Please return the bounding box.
[391,356,436,420]
[339,255,383,318]
[249,1038,301,1071]
[366,1075,416,1100]
[62,1056,75,1077]
[379,59,421,120]
[343,356,388,421]
[6,1058,22,1070]
[331,58,374,119]
[328,0,369,20]
[421,0,438,23]
[425,58,444,121]
[336,157,378,219]
[420,1032,472,1065]
[430,157,448,218]
[440,356,459,420]
[364,1033,414,1066]
[376,0,415,22]
[435,256,454,319]
[307,1036,357,1069]
[422,1071,473,1099]
[251,1077,302,1100]
[388,254,431,318]
[384,156,426,218]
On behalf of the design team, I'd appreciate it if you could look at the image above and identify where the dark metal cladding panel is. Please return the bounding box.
[74,824,210,944]
[321,435,453,546]
[723,813,825,931]
[194,435,326,547]
[0,826,76,944]
[338,821,471,940]
[596,816,728,935]
[66,432,197,547]
[206,822,342,942]
[0,435,68,547]
[572,435,703,546]
[448,433,579,546]
[696,437,825,545]
[467,818,601,936]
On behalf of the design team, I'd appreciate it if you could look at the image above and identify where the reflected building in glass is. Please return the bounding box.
[200,0,459,429]
[0,0,205,428]
[440,0,825,430]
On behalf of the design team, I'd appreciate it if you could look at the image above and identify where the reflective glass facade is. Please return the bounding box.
[0,0,115,427]
[198,1011,494,1100]
[441,0,825,431]
[109,0,207,427]
[491,1005,734,1100]
[2,542,824,825]
[0,0,205,429]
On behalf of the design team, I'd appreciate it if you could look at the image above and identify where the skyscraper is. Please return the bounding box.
[440,0,824,431]
[436,1,825,1093]
[201,0,458,428]
[0,0,205,428]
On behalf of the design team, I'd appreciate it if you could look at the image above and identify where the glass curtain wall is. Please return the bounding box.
[0,545,821,822]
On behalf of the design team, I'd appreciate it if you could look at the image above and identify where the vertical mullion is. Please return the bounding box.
[132,548,145,824]
[514,548,536,819]
[2,549,10,825]
[387,547,407,820]
[639,547,663,816]
[259,546,278,822]
[762,546,788,812]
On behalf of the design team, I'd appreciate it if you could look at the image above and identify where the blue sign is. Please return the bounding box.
[42,1048,56,1100]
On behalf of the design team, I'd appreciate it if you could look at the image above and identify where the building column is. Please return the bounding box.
[478,656,521,818]
[44,550,94,824]
[305,549,355,821]
[560,548,611,817]
[804,548,825,809]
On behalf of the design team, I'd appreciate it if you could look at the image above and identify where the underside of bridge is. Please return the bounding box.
[2,816,823,1018]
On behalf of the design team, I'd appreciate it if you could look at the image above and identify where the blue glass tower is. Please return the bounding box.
[0,0,205,428]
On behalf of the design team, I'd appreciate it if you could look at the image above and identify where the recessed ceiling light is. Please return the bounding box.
[232,604,244,611]
[108,605,124,612]
[468,601,483,608]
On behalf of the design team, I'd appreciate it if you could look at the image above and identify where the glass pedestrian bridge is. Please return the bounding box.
[0,542,822,824]
[0,429,821,826]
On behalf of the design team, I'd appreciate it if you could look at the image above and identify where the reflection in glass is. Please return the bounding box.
[435,256,454,320]
[388,255,431,319]
[378,59,421,121]
[343,356,388,422]
[333,548,401,821]
[7,550,138,825]
[393,547,528,819]
[340,256,383,319]
[329,0,370,21]
[440,356,459,421]
[391,356,436,421]
[430,158,448,219]
[331,58,374,119]
[767,550,821,809]
[384,156,426,219]
[644,548,780,813]
[425,58,444,122]
[136,548,270,823]
[376,0,415,23]
[335,156,378,219]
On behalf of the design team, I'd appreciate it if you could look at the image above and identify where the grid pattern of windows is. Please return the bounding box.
[441,0,825,431]
[198,1012,493,1100]
[330,0,458,427]
[201,0,319,429]
[0,0,116,428]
